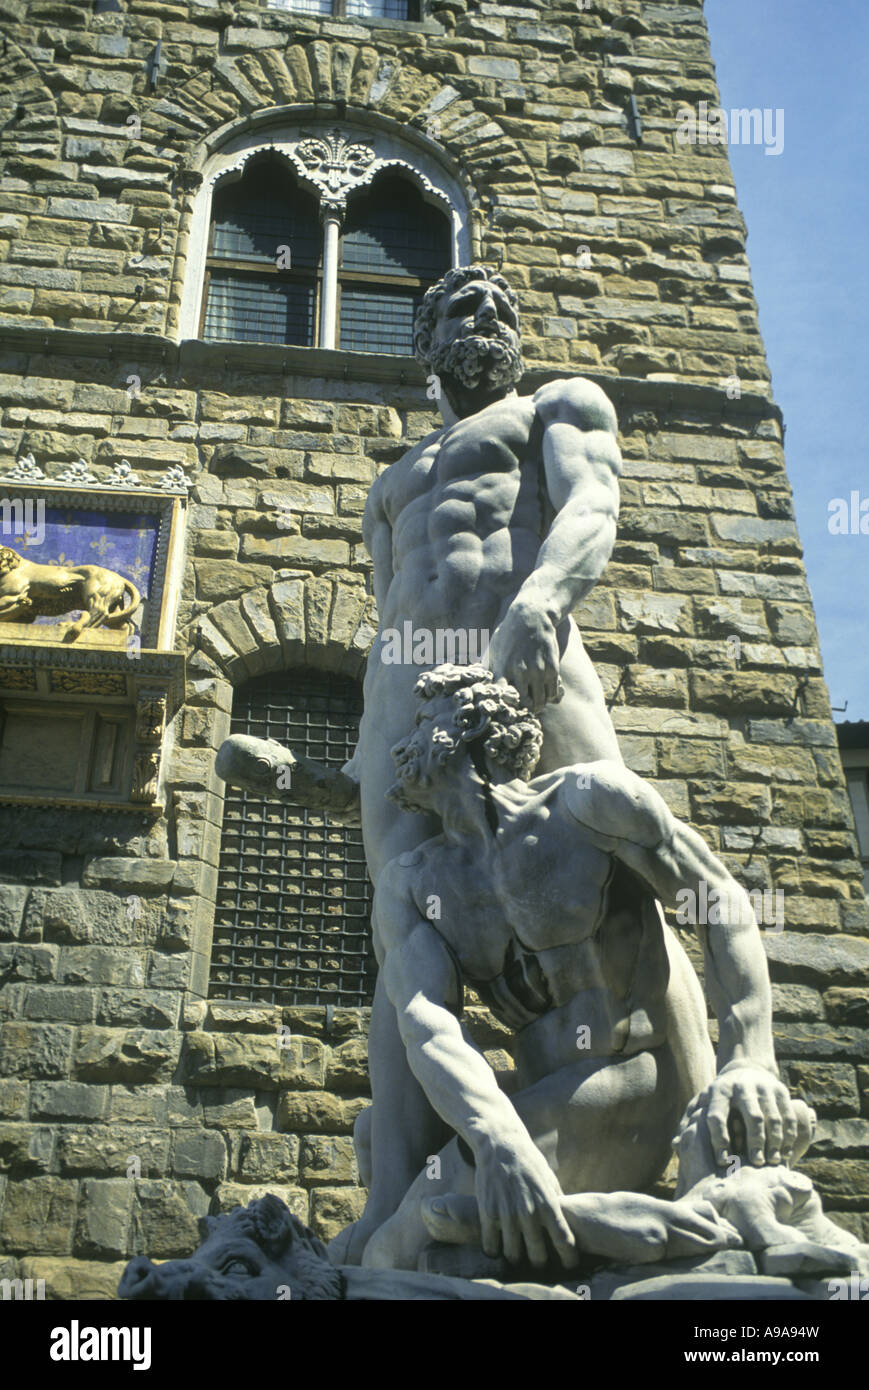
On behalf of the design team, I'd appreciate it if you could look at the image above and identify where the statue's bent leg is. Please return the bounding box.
[363,1045,683,1272]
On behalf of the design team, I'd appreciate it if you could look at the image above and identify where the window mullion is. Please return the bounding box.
[319,207,342,351]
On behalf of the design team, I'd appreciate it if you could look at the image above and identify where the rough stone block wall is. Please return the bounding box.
[0,0,866,1297]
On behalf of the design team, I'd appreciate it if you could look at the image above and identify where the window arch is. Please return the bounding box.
[209,668,375,1008]
[180,121,472,349]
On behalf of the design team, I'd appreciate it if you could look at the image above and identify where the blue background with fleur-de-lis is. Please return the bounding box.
[5,506,159,627]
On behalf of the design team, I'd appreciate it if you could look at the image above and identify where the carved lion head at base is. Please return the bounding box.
[118,1195,344,1302]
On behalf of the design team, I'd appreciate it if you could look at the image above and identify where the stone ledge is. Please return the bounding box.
[0,324,782,424]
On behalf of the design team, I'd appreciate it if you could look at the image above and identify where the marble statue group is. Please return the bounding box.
[127,266,869,1299]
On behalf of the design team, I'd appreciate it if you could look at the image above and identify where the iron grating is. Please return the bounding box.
[209,669,376,1007]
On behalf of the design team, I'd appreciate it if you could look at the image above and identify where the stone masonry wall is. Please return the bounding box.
[0,0,867,1298]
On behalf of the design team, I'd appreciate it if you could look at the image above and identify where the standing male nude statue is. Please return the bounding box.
[217,266,705,1262]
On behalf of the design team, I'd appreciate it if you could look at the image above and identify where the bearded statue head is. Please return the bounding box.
[413,266,524,398]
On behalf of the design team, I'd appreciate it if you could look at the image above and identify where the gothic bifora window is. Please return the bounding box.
[267,2,421,19]
[209,669,376,1008]
[200,148,451,354]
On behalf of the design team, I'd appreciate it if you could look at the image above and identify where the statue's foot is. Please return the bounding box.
[327,1215,382,1267]
[759,1240,860,1278]
[421,1193,481,1246]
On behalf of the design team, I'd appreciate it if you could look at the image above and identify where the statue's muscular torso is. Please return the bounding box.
[357,384,622,881]
[395,772,672,1090]
[376,393,547,637]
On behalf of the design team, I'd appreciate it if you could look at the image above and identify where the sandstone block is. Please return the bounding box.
[172,1130,227,1181]
[75,1178,133,1258]
[74,1028,181,1084]
[300,1135,357,1187]
[0,1177,78,1255]
[309,1185,366,1244]
[237,1133,299,1183]
[0,1023,73,1078]
[131,1180,209,1261]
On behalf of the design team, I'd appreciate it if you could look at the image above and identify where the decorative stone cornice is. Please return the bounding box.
[0,456,191,495]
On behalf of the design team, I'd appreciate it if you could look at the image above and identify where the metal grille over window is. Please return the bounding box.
[202,158,319,346]
[209,670,375,1007]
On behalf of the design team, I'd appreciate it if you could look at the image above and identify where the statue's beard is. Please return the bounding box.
[428,329,523,394]
[387,743,430,814]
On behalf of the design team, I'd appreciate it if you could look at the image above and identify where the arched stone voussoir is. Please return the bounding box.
[147,36,534,208]
[191,576,377,688]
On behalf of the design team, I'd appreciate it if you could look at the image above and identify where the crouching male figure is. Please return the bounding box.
[360,664,814,1273]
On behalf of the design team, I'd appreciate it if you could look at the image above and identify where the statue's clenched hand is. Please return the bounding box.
[683,1063,815,1169]
[487,601,563,713]
[474,1132,576,1268]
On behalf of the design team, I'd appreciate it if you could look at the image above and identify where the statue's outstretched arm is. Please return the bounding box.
[565,761,807,1169]
[377,866,575,1269]
[215,734,361,825]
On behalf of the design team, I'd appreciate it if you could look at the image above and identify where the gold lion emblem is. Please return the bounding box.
[0,546,142,641]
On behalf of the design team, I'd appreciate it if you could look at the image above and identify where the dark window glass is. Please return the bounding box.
[347,1,412,18]
[203,276,315,345]
[209,670,375,1008]
[338,174,450,354]
[342,176,450,279]
[339,288,422,354]
[269,1,415,16]
[271,1,332,14]
[202,158,318,345]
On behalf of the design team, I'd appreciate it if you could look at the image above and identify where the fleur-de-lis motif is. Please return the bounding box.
[106,459,142,488]
[5,453,45,482]
[160,465,191,493]
[295,130,376,213]
[57,458,98,485]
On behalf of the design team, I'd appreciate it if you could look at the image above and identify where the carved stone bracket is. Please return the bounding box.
[135,690,167,744]
[131,749,161,805]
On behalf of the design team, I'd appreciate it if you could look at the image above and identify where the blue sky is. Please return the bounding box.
[704,0,869,720]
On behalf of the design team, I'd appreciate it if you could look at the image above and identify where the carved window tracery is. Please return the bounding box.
[190,125,462,353]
